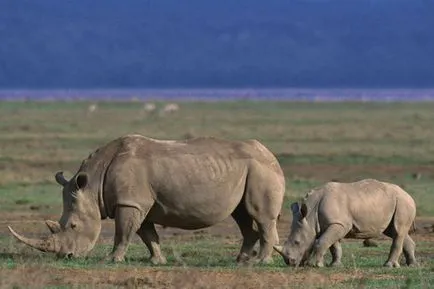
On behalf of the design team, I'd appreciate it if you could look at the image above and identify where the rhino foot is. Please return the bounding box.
[243,255,273,265]
[236,253,251,264]
[236,250,257,264]
[407,261,418,268]
[329,261,342,267]
[384,261,400,268]
[150,255,167,265]
[101,254,125,263]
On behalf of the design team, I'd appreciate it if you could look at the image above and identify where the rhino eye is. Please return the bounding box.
[71,223,77,229]
[294,240,300,245]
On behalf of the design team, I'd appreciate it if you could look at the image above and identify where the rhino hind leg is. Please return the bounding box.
[105,206,145,263]
[255,219,279,264]
[136,221,167,265]
[383,204,416,268]
[402,235,417,266]
[383,234,405,268]
[231,204,260,263]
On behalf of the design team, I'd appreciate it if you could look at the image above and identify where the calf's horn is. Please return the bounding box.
[273,245,290,265]
[8,226,57,253]
[273,245,284,255]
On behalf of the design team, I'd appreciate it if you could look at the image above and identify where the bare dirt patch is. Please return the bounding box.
[0,266,369,289]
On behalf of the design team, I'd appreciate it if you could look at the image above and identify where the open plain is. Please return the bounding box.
[0,100,434,288]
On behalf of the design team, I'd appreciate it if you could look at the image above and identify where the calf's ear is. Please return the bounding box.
[300,203,308,219]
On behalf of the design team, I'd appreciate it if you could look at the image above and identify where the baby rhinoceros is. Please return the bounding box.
[274,179,417,268]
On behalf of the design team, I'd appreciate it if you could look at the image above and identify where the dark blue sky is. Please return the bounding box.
[1,0,434,88]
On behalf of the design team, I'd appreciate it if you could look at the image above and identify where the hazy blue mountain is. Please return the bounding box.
[1,0,433,88]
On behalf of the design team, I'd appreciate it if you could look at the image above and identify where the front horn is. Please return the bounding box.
[8,226,58,253]
[55,171,68,187]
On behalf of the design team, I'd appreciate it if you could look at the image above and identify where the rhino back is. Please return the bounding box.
[317,179,403,237]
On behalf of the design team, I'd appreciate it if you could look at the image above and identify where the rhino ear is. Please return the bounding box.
[300,203,308,219]
[55,171,68,187]
[291,202,300,214]
[74,172,88,190]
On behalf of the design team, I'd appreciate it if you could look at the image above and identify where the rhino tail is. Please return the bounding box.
[409,221,417,234]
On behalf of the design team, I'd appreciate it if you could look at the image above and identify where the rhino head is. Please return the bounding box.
[274,202,317,266]
[9,171,102,258]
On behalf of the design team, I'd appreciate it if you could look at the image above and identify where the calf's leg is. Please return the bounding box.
[313,224,347,267]
[383,222,408,268]
[384,234,405,268]
[329,241,343,267]
[402,234,417,267]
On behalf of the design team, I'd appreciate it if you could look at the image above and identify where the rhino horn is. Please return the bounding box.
[55,171,68,187]
[8,226,57,253]
[273,245,290,265]
[273,245,284,255]
[45,220,61,234]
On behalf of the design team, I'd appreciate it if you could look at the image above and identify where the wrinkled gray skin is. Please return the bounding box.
[9,135,285,264]
[274,179,417,268]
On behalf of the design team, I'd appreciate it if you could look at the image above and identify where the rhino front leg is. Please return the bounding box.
[106,206,145,262]
[136,221,167,265]
[313,224,347,267]
[329,241,343,267]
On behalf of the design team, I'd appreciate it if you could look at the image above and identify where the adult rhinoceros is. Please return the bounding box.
[9,135,285,264]
[274,179,417,268]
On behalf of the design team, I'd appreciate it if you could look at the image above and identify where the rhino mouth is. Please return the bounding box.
[273,244,314,267]
[273,245,292,266]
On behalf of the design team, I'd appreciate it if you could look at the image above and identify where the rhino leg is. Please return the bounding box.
[383,234,405,268]
[255,219,279,264]
[136,221,167,265]
[363,239,379,247]
[329,241,342,267]
[231,204,260,263]
[105,206,145,262]
[313,224,348,267]
[403,235,417,267]
[383,217,416,268]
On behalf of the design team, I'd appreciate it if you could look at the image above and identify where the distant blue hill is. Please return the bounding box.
[1,0,434,88]
[1,88,434,101]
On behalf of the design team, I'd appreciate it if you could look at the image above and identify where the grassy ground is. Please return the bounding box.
[0,100,434,288]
